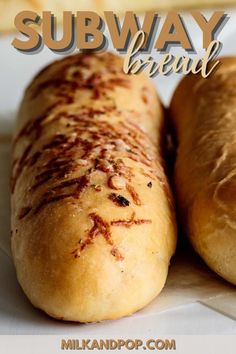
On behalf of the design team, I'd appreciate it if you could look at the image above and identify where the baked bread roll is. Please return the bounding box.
[11,52,177,322]
[170,57,236,285]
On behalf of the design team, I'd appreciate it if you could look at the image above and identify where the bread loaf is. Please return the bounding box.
[11,52,176,322]
[170,57,236,285]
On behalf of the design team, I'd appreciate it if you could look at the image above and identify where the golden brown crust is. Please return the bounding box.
[11,52,176,322]
[170,57,236,286]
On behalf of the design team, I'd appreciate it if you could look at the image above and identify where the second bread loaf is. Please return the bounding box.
[170,57,236,285]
